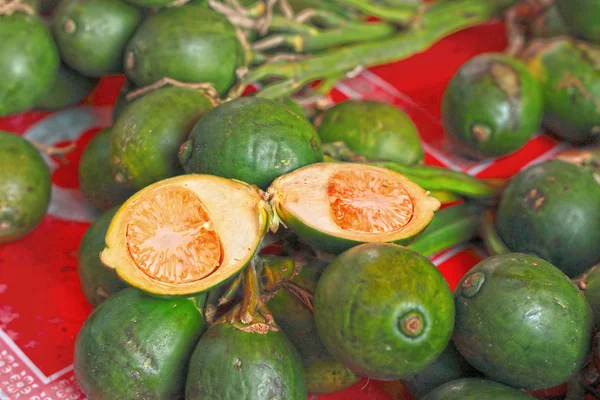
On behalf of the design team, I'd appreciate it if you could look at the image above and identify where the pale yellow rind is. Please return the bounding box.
[101,174,268,296]
[267,162,440,242]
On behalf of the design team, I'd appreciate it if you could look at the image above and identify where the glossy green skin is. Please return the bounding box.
[318,100,424,165]
[497,160,600,277]
[442,53,543,159]
[74,288,206,399]
[54,0,143,77]
[453,253,594,389]
[280,97,307,120]
[186,322,307,400]
[422,378,535,400]
[111,86,214,190]
[556,0,600,42]
[525,38,600,144]
[36,64,98,110]
[578,265,600,329]
[402,343,480,399]
[0,132,51,243]
[314,243,455,380]
[79,128,135,210]
[125,6,241,96]
[77,207,127,307]
[268,259,359,394]
[180,97,323,190]
[0,14,59,117]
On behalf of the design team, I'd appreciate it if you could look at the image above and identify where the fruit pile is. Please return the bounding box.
[1,0,600,399]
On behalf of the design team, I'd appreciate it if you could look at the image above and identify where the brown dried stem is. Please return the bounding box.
[218,273,243,306]
[283,281,315,312]
[0,0,35,15]
[240,258,261,324]
[126,77,221,106]
[31,141,76,164]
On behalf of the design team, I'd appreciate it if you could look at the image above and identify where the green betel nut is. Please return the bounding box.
[442,53,543,159]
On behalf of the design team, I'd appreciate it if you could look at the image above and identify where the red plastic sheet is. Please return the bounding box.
[0,20,573,400]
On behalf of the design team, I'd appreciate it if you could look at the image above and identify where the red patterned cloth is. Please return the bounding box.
[0,20,572,400]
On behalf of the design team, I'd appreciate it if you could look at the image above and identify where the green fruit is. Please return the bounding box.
[268,162,440,254]
[0,14,59,116]
[125,5,242,96]
[111,86,214,191]
[36,64,98,110]
[318,100,424,165]
[79,128,135,210]
[100,175,270,297]
[78,206,128,307]
[556,0,600,43]
[180,97,324,190]
[402,342,480,399]
[422,378,535,400]
[186,322,307,399]
[453,253,594,389]
[497,160,600,277]
[74,288,206,399]
[0,132,51,243]
[441,53,543,159]
[267,258,360,394]
[524,38,600,144]
[53,0,143,77]
[314,243,455,380]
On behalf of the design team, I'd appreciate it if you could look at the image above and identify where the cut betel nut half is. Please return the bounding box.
[267,162,441,254]
[100,175,271,296]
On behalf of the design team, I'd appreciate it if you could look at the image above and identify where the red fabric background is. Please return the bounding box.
[0,19,574,400]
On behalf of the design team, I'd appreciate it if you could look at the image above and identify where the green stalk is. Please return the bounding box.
[370,161,503,199]
[245,0,516,99]
[323,142,504,200]
[298,21,397,52]
[480,210,511,256]
[408,202,483,258]
[261,20,396,52]
[428,190,462,204]
[334,0,419,24]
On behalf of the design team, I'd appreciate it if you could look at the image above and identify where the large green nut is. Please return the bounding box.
[0,14,59,116]
[317,100,424,165]
[442,53,543,159]
[453,253,594,389]
[496,159,600,277]
[53,0,143,77]
[524,37,600,144]
[0,132,51,243]
[179,97,323,190]
[124,5,242,96]
[314,243,455,381]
